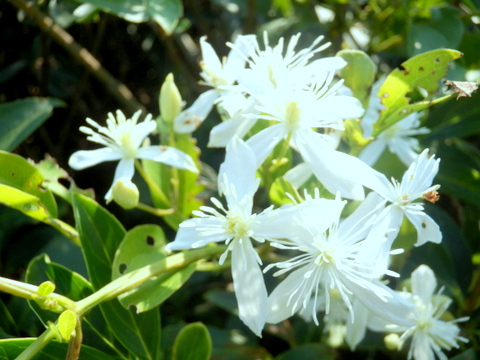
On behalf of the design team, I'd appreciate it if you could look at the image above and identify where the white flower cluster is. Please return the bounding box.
[68,32,467,359]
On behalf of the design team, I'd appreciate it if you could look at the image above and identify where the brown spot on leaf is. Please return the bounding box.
[435,58,441,63]
[419,67,424,71]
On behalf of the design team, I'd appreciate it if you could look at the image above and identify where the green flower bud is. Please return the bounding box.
[112,178,139,210]
[160,73,182,123]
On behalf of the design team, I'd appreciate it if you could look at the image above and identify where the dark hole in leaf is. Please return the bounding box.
[11,173,15,177]
[119,263,128,274]
[435,58,440,63]
[146,235,155,246]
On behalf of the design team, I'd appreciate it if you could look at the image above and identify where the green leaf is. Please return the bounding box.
[450,348,478,360]
[112,224,196,312]
[57,310,77,341]
[172,322,211,360]
[0,98,64,152]
[0,338,119,360]
[0,151,57,218]
[373,49,462,137]
[77,0,182,34]
[72,195,161,360]
[269,177,300,206]
[337,49,376,106]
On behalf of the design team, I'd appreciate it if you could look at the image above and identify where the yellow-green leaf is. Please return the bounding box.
[57,310,77,341]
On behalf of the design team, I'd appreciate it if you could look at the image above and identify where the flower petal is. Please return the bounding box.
[208,113,258,148]
[137,146,198,173]
[218,136,257,200]
[105,158,135,202]
[165,217,227,250]
[68,148,122,170]
[245,124,287,168]
[405,211,442,246]
[231,239,268,336]
[411,265,437,305]
[174,89,218,133]
[358,139,387,166]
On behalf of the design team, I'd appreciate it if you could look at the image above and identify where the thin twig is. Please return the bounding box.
[9,0,146,114]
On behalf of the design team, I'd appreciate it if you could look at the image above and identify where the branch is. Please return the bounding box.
[9,0,147,114]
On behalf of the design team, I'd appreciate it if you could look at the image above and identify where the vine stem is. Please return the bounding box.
[8,0,146,114]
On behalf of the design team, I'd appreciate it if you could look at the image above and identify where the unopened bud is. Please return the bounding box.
[160,73,182,123]
[384,333,400,350]
[112,178,139,210]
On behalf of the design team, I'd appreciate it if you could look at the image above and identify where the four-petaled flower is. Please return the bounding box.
[69,110,198,202]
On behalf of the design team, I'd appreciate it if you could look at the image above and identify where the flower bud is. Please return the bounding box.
[112,178,139,210]
[384,333,400,350]
[159,73,182,123]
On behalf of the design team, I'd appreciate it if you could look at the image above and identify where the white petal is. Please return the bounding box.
[283,162,313,188]
[347,278,416,328]
[174,90,218,133]
[315,95,365,120]
[137,146,198,173]
[105,158,135,202]
[245,125,287,168]
[164,217,226,250]
[68,148,122,170]
[200,36,222,74]
[405,211,442,246]
[130,119,157,149]
[411,265,436,305]
[345,300,369,350]
[208,114,258,147]
[267,268,306,324]
[218,136,257,200]
[358,139,387,166]
[231,239,268,336]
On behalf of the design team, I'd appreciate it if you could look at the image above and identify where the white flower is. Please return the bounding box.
[359,112,430,167]
[266,193,414,328]
[370,149,442,246]
[174,35,256,133]
[165,137,300,336]
[207,32,347,148]
[69,110,198,202]
[376,265,469,360]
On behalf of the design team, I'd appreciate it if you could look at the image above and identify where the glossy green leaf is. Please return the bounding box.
[0,151,57,218]
[0,338,118,360]
[0,98,64,152]
[112,224,196,312]
[337,49,376,105]
[450,347,478,360]
[77,0,182,34]
[172,322,211,360]
[72,194,161,360]
[373,49,462,136]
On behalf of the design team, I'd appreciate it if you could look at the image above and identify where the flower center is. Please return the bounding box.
[285,101,302,130]
[314,242,336,266]
[224,212,252,240]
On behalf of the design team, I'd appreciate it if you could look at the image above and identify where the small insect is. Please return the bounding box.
[444,80,478,100]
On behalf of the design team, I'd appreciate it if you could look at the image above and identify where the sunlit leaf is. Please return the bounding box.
[373,49,462,136]
[112,224,196,312]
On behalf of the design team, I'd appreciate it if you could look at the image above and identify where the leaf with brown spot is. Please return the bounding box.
[372,49,462,137]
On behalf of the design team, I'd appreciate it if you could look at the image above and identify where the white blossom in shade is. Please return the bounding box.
[359,112,431,167]
[164,136,305,336]
[369,149,442,246]
[265,193,415,328]
[68,110,198,202]
[372,265,469,360]
[174,35,256,133]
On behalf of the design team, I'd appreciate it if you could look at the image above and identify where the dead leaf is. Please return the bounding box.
[444,80,478,100]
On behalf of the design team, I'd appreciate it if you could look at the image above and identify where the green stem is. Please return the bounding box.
[16,328,56,360]
[76,245,225,315]
[135,160,170,206]
[136,202,174,216]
